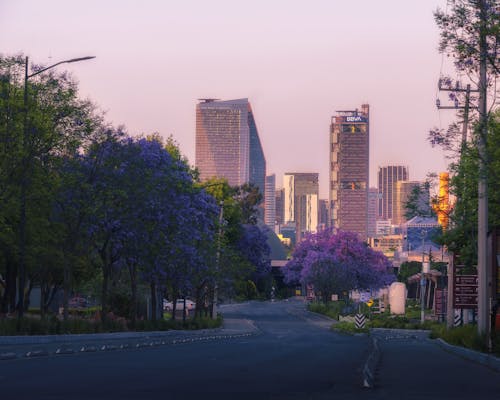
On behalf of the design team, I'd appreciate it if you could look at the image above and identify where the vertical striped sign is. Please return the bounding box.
[355,313,366,329]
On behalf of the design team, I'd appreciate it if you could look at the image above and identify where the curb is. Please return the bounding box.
[434,338,500,372]
[0,319,258,362]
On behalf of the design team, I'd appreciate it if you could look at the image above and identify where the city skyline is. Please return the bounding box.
[1,0,454,198]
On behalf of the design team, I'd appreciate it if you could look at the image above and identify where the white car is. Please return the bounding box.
[163,299,195,312]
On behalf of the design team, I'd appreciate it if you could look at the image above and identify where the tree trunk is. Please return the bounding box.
[1,260,17,314]
[150,281,157,322]
[63,257,70,321]
[128,262,137,328]
[101,268,109,324]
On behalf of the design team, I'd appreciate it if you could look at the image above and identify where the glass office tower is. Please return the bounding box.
[195,98,266,195]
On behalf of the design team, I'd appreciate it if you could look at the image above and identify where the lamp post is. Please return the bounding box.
[420,229,428,325]
[17,55,95,318]
[212,200,224,319]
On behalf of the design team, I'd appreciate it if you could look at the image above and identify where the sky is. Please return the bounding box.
[1,0,456,198]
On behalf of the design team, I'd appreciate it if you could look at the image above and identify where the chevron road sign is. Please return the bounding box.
[355,313,366,329]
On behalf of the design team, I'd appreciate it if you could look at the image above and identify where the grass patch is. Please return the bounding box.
[430,323,500,356]
[368,314,439,330]
[331,321,369,335]
[307,301,345,320]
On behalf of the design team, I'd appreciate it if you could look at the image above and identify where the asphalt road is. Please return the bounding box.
[0,299,498,400]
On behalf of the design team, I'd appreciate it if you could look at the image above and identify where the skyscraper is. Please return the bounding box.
[367,187,378,238]
[275,188,284,226]
[264,174,276,230]
[377,165,408,221]
[195,98,266,195]
[283,173,319,242]
[393,180,431,225]
[318,199,329,231]
[329,104,369,239]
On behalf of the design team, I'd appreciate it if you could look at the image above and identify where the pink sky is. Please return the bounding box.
[1,0,455,198]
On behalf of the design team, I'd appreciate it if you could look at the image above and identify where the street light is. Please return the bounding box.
[17,55,95,318]
[420,229,429,324]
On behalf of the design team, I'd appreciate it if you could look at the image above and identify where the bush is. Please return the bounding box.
[0,313,223,335]
[430,324,491,353]
[368,313,439,330]
[331,321,369,335]
[308,301,345,320]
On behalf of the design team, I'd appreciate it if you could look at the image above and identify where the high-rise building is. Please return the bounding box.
[264,174,276,230]
[377,165,408,221]
[275,188,284,228]
[195,98,266,195]
[283,173,319,242]
[318,199,329,231]
[367,187,378,238]
[329,104,369,239]
[393,180,431,225]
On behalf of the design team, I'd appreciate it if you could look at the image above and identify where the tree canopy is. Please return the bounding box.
[283,229,395,303]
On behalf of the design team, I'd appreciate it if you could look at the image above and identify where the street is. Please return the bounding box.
[0,299,498,399]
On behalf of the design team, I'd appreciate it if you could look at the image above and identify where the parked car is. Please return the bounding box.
[163,299,195,312]
[68,296,88,308]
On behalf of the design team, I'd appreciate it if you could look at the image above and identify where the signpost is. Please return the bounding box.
[453,274,478,309]
[434,288,447,321]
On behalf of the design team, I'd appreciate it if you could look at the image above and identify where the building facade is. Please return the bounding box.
[393,180,429,225]
[275,187,284,227]
[195,98,266,195]
[264,174,276,230]
[283,172,319,242]
[367,187,378,238]
[377,165,408,222]
[329,104,369,239]
[318,199,329,231]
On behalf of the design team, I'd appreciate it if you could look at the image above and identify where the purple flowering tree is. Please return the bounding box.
[283,229,395,303]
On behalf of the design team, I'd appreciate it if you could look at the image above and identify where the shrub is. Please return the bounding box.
[331,321,369,335]
[308,301,345,320]
[0,313,223,335]
[430,324,489,352]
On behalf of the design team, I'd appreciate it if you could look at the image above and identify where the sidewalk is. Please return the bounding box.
[0,318,258,361]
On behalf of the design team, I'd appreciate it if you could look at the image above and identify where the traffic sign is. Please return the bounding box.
[355,314,366,329]
[366,299,374,308]
[454,274,478,309]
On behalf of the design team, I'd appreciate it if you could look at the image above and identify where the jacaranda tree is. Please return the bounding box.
[283,229,395,303]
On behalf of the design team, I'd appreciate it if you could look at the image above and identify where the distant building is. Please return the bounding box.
[195,98,266,194]
[368,234,404,260]
[329,104,369,239]
[393,180,429,225]
[376,219,392,236]
[318,199,329,231]
[275,188,284,227]
[377,165,408,221]
[283,172,319,242]
[367,187,378,238]
[404,216,442,255]
[264,174,276,230]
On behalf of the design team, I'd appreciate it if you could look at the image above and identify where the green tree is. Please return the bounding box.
[431,1,500,267]
[0,54,101,316]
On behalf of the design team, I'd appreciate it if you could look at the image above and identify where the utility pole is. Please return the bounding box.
[437,81,477,329]
[476,0,489,337]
